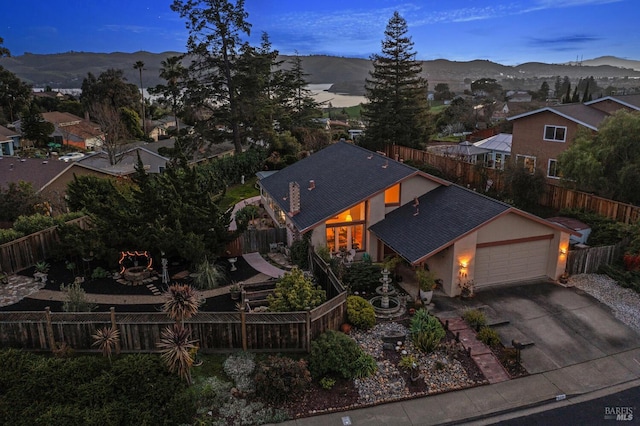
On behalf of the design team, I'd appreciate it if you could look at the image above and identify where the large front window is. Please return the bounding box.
[326,203,365,252]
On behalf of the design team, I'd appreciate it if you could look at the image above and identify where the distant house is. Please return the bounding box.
[147,115,188,141]
[40,112,104,150]
[0,125,20,156]
[427,141,490,165]
[473,133,512,170]
[76,146,170,176]
[259,141,574,296]
[506,90,532,103]
[508,94,640,182]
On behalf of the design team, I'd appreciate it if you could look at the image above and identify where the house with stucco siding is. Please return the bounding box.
[259,141,575,296]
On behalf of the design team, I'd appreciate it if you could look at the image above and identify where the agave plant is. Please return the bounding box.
[157,324,197,385]
[162,283,201,325]
[91,326,120,362]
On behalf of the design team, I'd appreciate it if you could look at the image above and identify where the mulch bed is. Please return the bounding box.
[2,256,261,313]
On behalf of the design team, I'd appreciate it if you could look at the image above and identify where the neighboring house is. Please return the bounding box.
[427,141,489,165]
[472,133,512,170]
[0,125,20,156]
[508,94,640,182]
[0,156,116,215]
[76,146,170,176]
[147,115,188,141]
[42,112,104,150]
[259,141,574,296]
[506,90,532,103]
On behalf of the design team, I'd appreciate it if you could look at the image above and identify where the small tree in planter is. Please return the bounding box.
[416,268,437,304]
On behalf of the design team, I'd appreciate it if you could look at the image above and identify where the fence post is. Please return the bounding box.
[241,310,247,351]
[110,307,120,355]
[305,308,312,352]
[44,307,56,352]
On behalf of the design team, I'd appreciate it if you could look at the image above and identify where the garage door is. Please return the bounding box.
[474,239,550,288]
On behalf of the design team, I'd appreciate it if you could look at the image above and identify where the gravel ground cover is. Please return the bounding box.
[569,273,640,334]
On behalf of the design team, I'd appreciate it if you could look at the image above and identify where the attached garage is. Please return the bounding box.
[474,238,551,289]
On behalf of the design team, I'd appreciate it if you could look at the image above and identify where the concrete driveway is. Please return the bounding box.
[433,281,640,374]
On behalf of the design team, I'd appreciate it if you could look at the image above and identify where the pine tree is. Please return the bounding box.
[362,11,429,151]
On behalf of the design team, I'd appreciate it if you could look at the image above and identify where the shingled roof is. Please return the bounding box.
[508,103,609,130]
[369,185,511,264]
[259,141,440,232]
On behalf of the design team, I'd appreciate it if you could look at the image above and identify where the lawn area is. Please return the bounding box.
[219,177,260,209]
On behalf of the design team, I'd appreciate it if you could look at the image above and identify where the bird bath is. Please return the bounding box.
[228,257,238,272]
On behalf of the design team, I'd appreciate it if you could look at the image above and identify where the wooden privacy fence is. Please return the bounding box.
[566,241,627,275]
[0,216,91,274]
[225,227,288,256]
[0,252,347,353]
[388,145,640,225]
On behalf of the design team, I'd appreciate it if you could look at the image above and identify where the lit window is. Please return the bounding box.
[544,125,567,142]
[384,184,400,206]
[516,155,536,174]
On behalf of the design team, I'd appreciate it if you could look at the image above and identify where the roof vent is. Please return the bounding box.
[382,160,388,169]
[308,180,315,190]
[42,161,48,164]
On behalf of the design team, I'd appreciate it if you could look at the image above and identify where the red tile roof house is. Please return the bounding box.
[508,94,640,182]
[41,112,104,150]
[259,141,576,296]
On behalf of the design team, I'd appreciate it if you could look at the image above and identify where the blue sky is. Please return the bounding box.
[2,0,637,65]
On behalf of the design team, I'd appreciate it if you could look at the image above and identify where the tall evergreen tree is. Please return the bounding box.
[362,11,429,151]
[171,0,252,154]
[20,104,54,148]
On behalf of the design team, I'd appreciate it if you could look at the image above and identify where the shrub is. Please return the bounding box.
[477,327,501,347]
[346,295,376,330]
[319,376,336,390]
[61,282,96,312]
[398,354,418,370]
[0,228,24,245]
[90,267,109,280]
[267,267,326,312]
[462,309,486,329]
[342,261,382,293]
[353,353,377,379]
[410,309,445,353]
[192,257,225,290]
[12,213,57,235]
[254,355,311,403]
[223,351,256,393]
[309,330,371,380]
[290,234,311,269]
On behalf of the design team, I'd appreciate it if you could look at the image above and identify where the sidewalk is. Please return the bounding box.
[280,347,640,425]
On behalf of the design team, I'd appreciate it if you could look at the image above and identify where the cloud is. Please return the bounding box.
[521,0,623,13]
[527,33,603,51]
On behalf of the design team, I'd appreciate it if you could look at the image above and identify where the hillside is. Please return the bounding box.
[1,51,639,96]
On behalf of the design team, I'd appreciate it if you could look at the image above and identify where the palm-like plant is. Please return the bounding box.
[157,324,197,384]
[133,60,146,135]
[91,326,120,362]
[162,283,201,325]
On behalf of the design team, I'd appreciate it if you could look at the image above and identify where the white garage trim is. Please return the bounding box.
[474,237,552,288]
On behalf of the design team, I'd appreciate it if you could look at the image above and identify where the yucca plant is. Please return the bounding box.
[91,326,120,362]
[157,324,197,385]
[162,283,201,325]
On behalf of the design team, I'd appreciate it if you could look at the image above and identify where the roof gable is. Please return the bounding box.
[507,104,609,130]
[370,185,511,264]
[260,141,444,231]
[585,94,640,111]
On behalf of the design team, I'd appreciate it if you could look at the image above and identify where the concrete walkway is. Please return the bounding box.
[242,252,286,278]
[228,195,261,231]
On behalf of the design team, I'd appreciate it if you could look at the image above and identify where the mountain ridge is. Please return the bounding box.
[1,52,639,96]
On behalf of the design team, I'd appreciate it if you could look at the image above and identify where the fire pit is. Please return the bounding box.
[123,266,151,285]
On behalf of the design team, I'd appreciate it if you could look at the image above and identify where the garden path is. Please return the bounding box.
[228,195,261,231]
[242,252,286,278]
